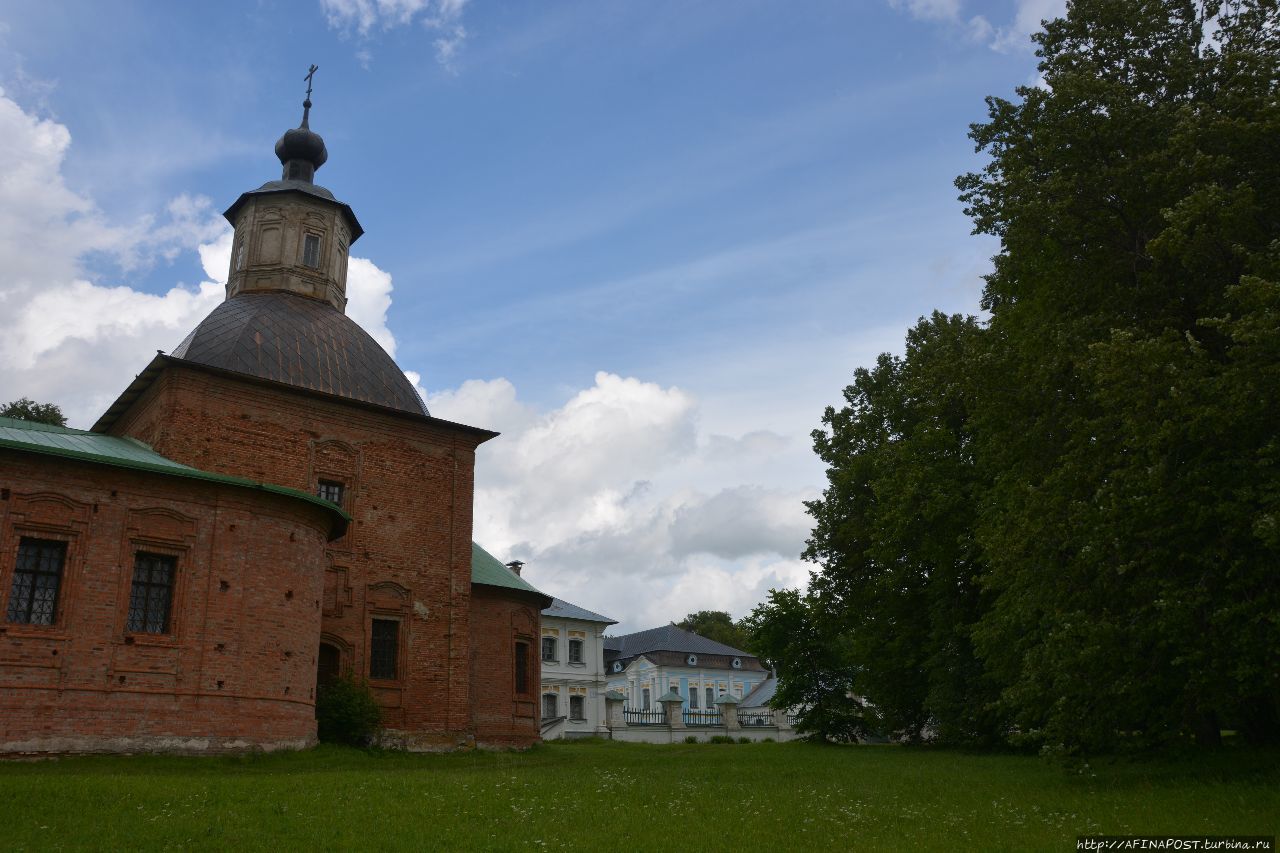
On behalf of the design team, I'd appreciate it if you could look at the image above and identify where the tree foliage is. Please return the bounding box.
[750,0,1280,753]
[1,398,67,427]
[676,610,753,654]
[742,589,870,743]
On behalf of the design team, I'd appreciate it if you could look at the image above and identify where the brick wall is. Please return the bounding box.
[108,362,491,746]
[469,585,543,747]
[0,452,332,754]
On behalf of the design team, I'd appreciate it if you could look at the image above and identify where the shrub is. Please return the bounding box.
[738,737,751,744]
[316,674,382,746]
[683,735,699,744]
[709,735,736,744]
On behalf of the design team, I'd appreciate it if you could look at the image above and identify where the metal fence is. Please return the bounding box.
[683,710,723,727]
[623,707,666,726]
[737,710,774,727]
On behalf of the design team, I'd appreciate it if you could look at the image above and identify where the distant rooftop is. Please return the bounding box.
[542,597,616,625]
[604,624,753,658]
[741,674,778,708]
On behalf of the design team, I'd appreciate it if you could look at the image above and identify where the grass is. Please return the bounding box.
[0,740,1276,851]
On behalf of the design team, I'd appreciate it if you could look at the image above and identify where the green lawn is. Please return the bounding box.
[0,740,1275,851]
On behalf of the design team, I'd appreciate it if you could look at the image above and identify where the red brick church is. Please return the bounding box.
[0,93,550,753]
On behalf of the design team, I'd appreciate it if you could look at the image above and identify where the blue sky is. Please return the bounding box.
[0,0,1060,631]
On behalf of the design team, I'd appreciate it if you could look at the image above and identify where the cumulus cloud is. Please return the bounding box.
[670,485,811,560]
[427,374,818,632]
[0,89,400,427]
[320,0,470,69]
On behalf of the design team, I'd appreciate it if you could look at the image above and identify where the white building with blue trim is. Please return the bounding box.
[603,624,768,720]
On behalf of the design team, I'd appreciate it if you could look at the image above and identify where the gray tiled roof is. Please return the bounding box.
[542,598,616,625]
[741,675,778,708]
[171,291,427,416]
[603,624,752,658]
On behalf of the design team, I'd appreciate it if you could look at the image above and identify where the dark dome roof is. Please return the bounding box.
[171,292,428,416]
[275,124,328,170]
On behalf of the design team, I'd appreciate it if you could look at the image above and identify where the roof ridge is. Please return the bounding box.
[0,415,81,434]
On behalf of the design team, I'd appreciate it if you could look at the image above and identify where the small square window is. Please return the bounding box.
[303,233,322,268]
[541,636,556,662]
[127,552,176,634]
[568,638,584,664]
[317,480,344,506]
[6,538,67,626]
[370,618,399,680]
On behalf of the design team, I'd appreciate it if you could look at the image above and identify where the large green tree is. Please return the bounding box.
[752,0,1280,752]
[748,313,1001,743]
[960,0,1280,752]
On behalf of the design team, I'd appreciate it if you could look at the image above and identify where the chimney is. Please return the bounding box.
[506,560,524,576]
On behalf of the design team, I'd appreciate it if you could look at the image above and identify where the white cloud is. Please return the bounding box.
[670,485,811,560]
[320,0,470,69]
[889,0,962,22]
[988,0,1067,53]
[427,373,819,632]
[345,256,397,356]
[0,90,402,428]
[887,0,1067,52]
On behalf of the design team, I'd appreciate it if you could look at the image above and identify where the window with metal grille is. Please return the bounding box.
[127,552,175,634]
[316,480,344,506]
[6,538,66,625]
[514,641,529,694]
[541,636,556,662]
[370,618,398,680]
[542,693,557,719]
[569,694,585,721]
[690,686,700,709]
[302,233,321,268]
[705,686,714,708]
[568,638,584,664]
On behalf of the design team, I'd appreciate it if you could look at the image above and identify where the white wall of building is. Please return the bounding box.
[539,615,611,738]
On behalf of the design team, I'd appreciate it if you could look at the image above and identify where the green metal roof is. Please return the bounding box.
[0,416,349,536]
[471,541,550,601]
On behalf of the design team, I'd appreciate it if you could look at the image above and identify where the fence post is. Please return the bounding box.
[604,690,628,729]
[658,688,685,730]
[715,693,741,731]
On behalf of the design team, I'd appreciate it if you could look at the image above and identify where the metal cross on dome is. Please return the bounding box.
[304,64,318,100]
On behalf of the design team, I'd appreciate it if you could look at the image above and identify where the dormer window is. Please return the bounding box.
[302,233,321,268]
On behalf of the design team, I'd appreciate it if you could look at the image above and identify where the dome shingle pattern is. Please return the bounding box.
[171,291,427,416]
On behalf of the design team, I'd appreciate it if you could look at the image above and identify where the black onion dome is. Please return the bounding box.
[275,123,328,171]
[172,292,427,416]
